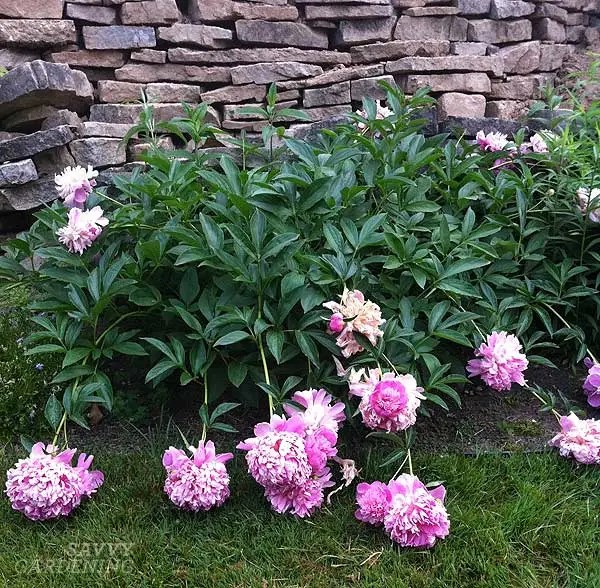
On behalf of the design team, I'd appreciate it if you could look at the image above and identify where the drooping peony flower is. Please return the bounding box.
[55,165,98,209]
[576,187,600,223]
[476,130,510,152]
[5,442,104,521]
[323,288,385,358]
[56,206,109,255]
[529,131,551,153]
[583,358,600,407]
[549,412,600,465]
[162,440,233,511]
[283,388,346,435]
[355,481,391,525]
[264,470,334,518]
[383,474,450,548]
[348,368,425,432]
[466,331,528,392]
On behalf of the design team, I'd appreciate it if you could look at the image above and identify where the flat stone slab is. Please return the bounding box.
[0,178,56,212]
[69,138,127,168]
[0,159,37,187]
[0,125,74,163]
[0,60,93,120]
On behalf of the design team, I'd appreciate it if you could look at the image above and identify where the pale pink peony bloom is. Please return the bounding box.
[466,331,528,392]
[56,206,109,255]
[348,368,425,432]
[5,442,104,521]
[476,130,509,152]
[324,288,385,358]
[529,132,551,153]
[549,412,600,465]
[383,474,450,548]
[283,388,346,435]
[355,481,391,525]
[162,440,233,512]
[583,358,600,407]
[55,165,98,209]
[356,101,393,130]
[576,187,600,223]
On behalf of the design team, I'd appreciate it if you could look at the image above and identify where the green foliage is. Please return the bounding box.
[2,82,600,438]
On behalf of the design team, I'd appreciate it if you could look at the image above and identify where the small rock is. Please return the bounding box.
[304,81,351,108]
[69,138,127,168]
[236,20,329,49]
[80,122,134,138]
[350,76,395,101]
[157,24,232,47]
[83,26,156,50]
[121,0,181,25]
[230,62,323,85]
[0,125,74,163]
[0,19,76,48]
[438,93,486,120]
[0,159,37,187]
[336,18,397,45]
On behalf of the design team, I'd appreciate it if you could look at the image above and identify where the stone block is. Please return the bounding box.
[158,24,232,47]
[190,0,298,21]
[438,93,486,120]
[496,41,540,74]
[394,16,468,41]
[83,26,156,50]
[49,50,127,68]
[533,3,568,23]
[468,19,532,43]
[131,49,167,63]
[0,0,64,18]
[401,72,491,93]
[303,105,352,122]
[168,47,351,65]
[97,80,145,103]
[146,83,202,103]
[0,20,76,48]
[566,25,585,43]
[490,75,538,99]
[0,159,37,187]
[336,18,397,45]
[538,44,569,71]
[200,84,267,104]
[486,100,529,119]
[236,20,329,49]
[0,49,40,69]
[69,138,127,168]
[304,82,351,107]
[81,122,133,138]
[456,0,491,14]
[450,42,488,55]
[0,179,57,211]
[32,145,74,177]
[2,106,59,133]
[121,0,181,25]
[66,4,117,24]
[89,103,220,125]
[387,55,502,76]
[533,18,566,42]
[405,6,460,15]
[231,62,323,85]
[114,64,231,83]
[276,65,385,90]
[350,40,450,63]
[41,110,82,131]
[0,125,74,162]
[490,0,535,19]
[305,4,393,19]
[350,75,395,101]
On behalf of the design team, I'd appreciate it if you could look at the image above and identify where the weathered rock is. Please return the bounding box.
[566,25,585,43]
[157,24,232,47]
[128,136,175,160]
[306,4,393,19]
[303,105,352,122]
[490,76,539,99]
[223,100,297,120]
[400,72,491,93]
[0,160,37,187]
[350,40,450,63]
[438,93,486,120]
[114,63,231,83]
[395,16,468,41]
[83,26,156,50]
[386,55,502,76]
[131,49,167,63]
[190,0,298,21]
[304,82,351,107]
[533,18,566,42]
[456,0,491,14]
[97,80,145,103]
[490,0,535,19]
[0,49,40,69]
[336,18,397,45]
[350,75,395,100]
[66,4,118,24]
[450,42,488,55]
[121,0,180,24]
[81,122,133,138]
[0,20,76,48]
[89,103,220,125]
[495,41,540,74]
[538,44,569,71]
[405,6,460,16]
[168,47,351,65]
[0,60,93,119]
[146,83,202,103]
[0,0,64,18]
[49,50,127,68]
[32,146,75,177]
[566,12,587,25]
[0,179,57,211]
[533,3,568,23]
[230,62,323,85]
[200,84,267,104]
[1,106,59,133]
[486,100,529,120]
[69,138,127,168]
[41,110,82,131]
[277,64,385,90]
[0,126,74,163]
[440,116,521,137]
[236,20,329,49]
[468,19,532,43]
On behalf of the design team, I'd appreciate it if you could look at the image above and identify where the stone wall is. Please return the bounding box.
[0,0,598,217]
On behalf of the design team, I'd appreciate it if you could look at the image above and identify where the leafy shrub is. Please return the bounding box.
[1,83,599,441]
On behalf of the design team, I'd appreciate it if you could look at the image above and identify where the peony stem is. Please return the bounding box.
[201,377,208,442]
[258,333,273,417]
[525,385,561,421]
[381,352,400,376]
[407,447,414,476]
[51,411,68,450]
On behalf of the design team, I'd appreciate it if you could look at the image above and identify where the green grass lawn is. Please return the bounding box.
[0,450,598,588]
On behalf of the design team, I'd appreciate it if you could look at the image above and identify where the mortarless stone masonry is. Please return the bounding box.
[0,0,598,213]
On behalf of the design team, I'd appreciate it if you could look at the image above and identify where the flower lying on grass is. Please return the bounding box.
[324,289,385,358]
[576,187,600,223]
[238,389,343,517]
[356,475,449,548]
[55,165,98,209]
[466,331,528,392]
[162,441,233,512]
[348,368,425,432]
[549,413,600,465]
[5,442,103,521]
[56,206,109,255]
[583,357,600,407]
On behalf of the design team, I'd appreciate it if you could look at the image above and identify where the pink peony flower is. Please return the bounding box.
[162,440,233,512]
[383,474,450,548]
[529,132,551,153]
[56,206,109,255]
[576,187,600,223]
[466,331,528,392]
[328,313,345,333]
[323,288,385,358]
[55,165,98,209]
[348,368,425,432]
[5,442,103,521]
[549,412,600,465]
[583,357,600,407]
[283,388,346,435]
[355,481,391,525]
[476,130,510,152]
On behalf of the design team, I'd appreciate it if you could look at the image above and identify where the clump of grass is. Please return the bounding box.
[498,419,545,438]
